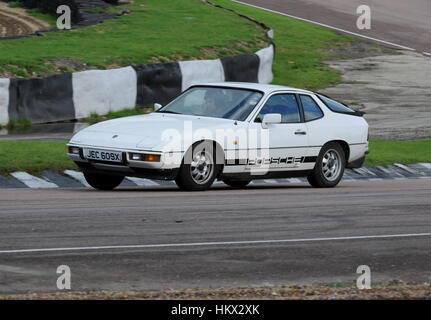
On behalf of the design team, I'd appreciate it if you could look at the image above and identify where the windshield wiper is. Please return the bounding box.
[157,110,181,114]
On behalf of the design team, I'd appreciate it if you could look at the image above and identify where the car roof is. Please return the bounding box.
[193,82,314,95]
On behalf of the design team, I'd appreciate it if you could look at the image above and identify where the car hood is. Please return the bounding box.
[69,112,239,151]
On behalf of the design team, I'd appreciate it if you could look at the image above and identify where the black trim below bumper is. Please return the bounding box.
[346,156,366,169]
[76,162,179,180]
[220,170,312,181]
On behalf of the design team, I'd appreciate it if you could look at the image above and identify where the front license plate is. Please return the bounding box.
[83,148,123,163]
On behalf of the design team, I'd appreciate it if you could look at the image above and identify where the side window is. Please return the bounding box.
[300,95,324,122]
[255,94,301,123]
[316,94,355,113]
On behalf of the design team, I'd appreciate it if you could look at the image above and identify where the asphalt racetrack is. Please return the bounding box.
[235,0,431,54]
[1,179,430,293]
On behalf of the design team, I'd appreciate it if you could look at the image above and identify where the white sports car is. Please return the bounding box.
[67,82,369,191]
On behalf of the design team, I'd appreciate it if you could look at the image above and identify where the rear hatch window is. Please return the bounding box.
[316,94,365,116]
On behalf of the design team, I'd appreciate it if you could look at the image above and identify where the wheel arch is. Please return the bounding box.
[183,139,226,175]
[323,140,350,164]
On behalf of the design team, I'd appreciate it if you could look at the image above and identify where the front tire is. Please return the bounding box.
[175,141,222,191]
[83,172,124,190]
[307,142,345,188]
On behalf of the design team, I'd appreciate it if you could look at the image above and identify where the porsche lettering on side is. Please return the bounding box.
[67,82,369,191]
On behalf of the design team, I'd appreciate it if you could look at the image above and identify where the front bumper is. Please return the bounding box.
[67,145,181,180]
[75,162,180,180]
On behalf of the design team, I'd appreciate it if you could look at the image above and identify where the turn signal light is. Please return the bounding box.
[129,153,161,162]
[143,154,161,162]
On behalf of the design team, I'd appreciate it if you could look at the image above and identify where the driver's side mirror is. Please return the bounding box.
[154,103,163,111]
[262,113,282,129]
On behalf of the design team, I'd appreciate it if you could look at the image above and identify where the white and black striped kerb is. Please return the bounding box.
[1,163,431,189]
[177,44,274,92]
[0,45,274,126]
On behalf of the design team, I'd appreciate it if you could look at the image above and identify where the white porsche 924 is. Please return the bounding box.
[67,82,369,191]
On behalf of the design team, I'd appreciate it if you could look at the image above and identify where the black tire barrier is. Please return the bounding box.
[8,74,75,124]
[221,53,260,82]
[133,62,183,108]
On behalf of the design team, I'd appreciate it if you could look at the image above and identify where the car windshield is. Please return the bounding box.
[157,87,263,121]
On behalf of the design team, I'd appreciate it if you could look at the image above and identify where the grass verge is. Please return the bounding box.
[0,140,429,175]
[26,8,57,28]
[0,0,268,78]
[364,139,431,167]
[1,0,370,91]
[6,1,57,28]
[85,107,151,125]
[6,1,23,8]
[0,141,77,174]
[0,118,32,131]
[212,0,362,90]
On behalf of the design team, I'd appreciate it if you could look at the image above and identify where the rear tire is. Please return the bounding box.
[307,142,345,188]
[175,141,223,191]
[222,179,251,188]
[83,172,124,190]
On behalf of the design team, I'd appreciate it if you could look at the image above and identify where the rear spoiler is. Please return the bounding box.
[353,110,366,116]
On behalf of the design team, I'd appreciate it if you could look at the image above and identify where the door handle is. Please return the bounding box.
[295,130,307,135]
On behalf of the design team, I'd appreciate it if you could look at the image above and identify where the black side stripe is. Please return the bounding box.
[225,159,248,166]
[304,156,318,163]
[225,157,317,166]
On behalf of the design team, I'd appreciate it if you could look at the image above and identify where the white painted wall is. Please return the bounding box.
[0,79,10,126]
[179,59,225,91]
[256,44,274,84]
[72,66,137,119]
